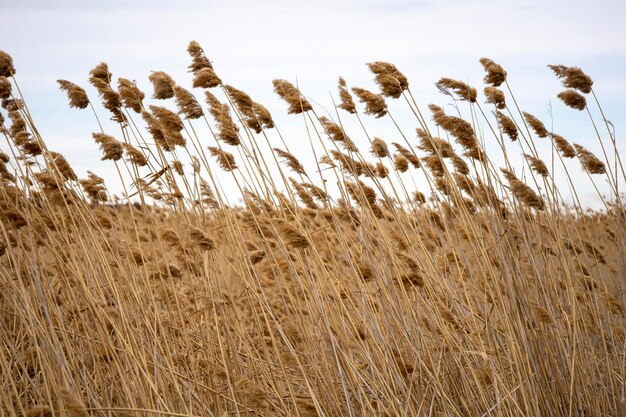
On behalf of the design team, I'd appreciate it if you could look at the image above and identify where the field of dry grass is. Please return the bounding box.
[0,43,624,416]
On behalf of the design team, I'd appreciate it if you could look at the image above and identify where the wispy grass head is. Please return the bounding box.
[367,61,409,98]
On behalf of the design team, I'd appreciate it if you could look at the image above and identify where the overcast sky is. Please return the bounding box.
[1,0,624,207]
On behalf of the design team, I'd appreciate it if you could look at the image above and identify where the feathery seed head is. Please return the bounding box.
[548,64,593,94]
[57,80,90,109]
[117,78,145,112]
[352,87,387,118]
[367,61,409,98]
[92,133,123,161]
[0,51,16,77]
[557,89,586,111]
[573,144,606,174]
[148,71,176,99]
[479,58,507,86]
[484,86,506,109]
[272,79,312,114]
[523,112,548,138]
[435,78,477,102]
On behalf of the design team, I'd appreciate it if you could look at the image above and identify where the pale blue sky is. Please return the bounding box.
[1,0,624,207]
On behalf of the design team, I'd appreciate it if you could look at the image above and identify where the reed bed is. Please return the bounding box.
[0,44,624,417]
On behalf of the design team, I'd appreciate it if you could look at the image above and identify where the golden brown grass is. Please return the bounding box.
[0,45,624,417]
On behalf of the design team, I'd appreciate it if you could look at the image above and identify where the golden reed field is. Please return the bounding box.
[0,42,624,416]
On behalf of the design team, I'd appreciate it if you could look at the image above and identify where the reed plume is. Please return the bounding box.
[187,40,222,88]
[551,132,576,158]
[205,91,240,145]
[392,142,421,168]
[0,76,10,100]
[0,51,16,77]
[276,220,310,249]
[484,86,506,109]
[174,86,203,119]
[149,105,186,149]
[93,133,123,161]
[375,162,389,178]
[117,78,145,112]
[573,144,606,174]
[496,110,518,141]
[352,87,387,117]
[50,151,77,181]
[274,148,306,175]
[186,225,215,251]
[224,85,274,133]
[57,80,90,109]
[318,116,358,151]
[523,112,548,138]
[435,78,477,102]
[501,168,545,210]
[548,64,593,94]
[88,63,125,123]
[272,79,312,114]
[290,178,318,209]
[148,71,176,99]
[79,171,107,201]
[557,90,587,111]
[479,57,507,86]
[208,146,237,171]
[367,61,409,98]
[337,77,356,113]
[428,104,481,159]
[123,143,148,166]
[371,137,390,158]
[524,154,549,177]
[394,155,409,172]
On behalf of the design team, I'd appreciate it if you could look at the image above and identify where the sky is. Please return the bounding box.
[1,0,624,208]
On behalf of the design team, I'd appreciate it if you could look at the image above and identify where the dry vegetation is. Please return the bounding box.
[0,43,625,416]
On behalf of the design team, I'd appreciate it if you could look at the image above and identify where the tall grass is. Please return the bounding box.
[0,44,624,417]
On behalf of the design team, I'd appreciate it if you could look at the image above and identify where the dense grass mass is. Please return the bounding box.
[0,44,624,416]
